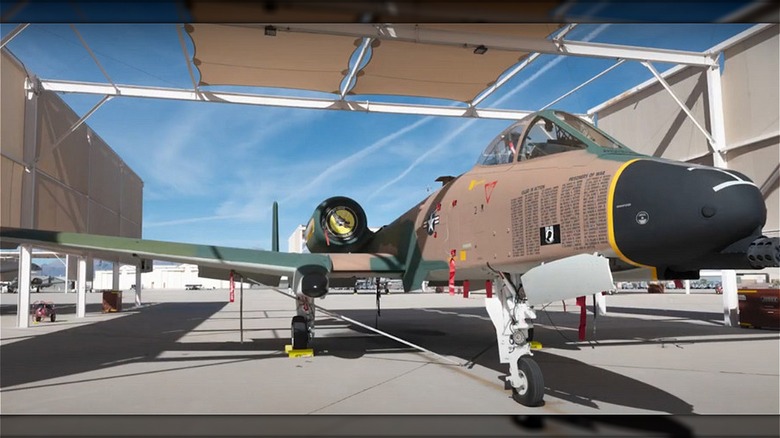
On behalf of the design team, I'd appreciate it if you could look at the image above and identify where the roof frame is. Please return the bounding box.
[14,23,767,124]
[38,79,536,120]
[269,23,719,67]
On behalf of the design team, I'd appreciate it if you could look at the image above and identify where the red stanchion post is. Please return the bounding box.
[448,250,456,296]
[463,280,469,298]
[229,270,235,303]
[485,280,492,298]
[576,296,586,341]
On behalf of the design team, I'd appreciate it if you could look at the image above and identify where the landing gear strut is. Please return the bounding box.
[485,273,545,407]
[291,293,315,350]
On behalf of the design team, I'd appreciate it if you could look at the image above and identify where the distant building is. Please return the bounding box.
[92,263,250,290]
[288,225,307,253]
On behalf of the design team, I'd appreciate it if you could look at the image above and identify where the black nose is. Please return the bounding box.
[610,159,766,270]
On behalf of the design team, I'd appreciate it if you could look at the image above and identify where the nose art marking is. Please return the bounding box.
[686,167,758,192]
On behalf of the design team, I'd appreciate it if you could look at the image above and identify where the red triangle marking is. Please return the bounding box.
[484,181,497,203]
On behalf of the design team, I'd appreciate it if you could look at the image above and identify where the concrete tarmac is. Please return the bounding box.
[1,287,778,430]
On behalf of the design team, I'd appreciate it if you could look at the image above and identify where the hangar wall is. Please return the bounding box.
[0,49,143,242]
[592,25,779,243]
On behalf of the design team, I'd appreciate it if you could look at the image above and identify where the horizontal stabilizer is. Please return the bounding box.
[521,254,614,306]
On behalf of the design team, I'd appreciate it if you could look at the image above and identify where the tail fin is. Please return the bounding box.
[272,201,279,252]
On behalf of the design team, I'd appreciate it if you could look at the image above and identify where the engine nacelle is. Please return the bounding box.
[305,196,373,253]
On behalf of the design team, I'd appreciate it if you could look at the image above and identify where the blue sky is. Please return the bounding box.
[0,23,753,250]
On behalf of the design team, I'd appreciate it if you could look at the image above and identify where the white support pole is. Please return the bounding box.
[722,270,739,326]
[112,263,120,290]
[706,57,728,167]
[77,257,87,318]
[66,254,77,293]
[16,244,32,328]
[134,265,142,307]
[705,56,739,327]
[684,279,691,295]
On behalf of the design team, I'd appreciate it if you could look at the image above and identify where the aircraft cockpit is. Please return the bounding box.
[476,110,627,166]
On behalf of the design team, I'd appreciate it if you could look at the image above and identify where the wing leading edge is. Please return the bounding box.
[0,227,404,288]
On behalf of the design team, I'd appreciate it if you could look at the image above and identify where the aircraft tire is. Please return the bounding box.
[291,315,308,350]
[34,315,41,322]
[50,314,56,322]
[512,357,545,407]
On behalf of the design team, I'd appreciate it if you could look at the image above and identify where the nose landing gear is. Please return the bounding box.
[485,273,545,407]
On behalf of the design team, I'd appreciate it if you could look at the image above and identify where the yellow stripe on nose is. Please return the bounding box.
[607,158,658,280]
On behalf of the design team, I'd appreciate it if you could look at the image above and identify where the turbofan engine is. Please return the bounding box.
[305,196,374,253]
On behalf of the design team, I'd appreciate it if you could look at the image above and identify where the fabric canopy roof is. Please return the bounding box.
[186,23,561,103]
[188,24,359,94]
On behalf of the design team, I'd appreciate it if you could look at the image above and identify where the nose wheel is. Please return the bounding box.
[512,356,545,407]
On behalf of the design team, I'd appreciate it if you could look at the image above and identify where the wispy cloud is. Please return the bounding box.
[279,116,434,205]
[367,118,480,199]
[364,24,614,197]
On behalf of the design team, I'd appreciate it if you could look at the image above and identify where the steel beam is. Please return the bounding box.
[70,25,118,93]
[43,95,113,160]
[470,53,540,107]
[40,79,538,120]
[176,24,201,96]
[541,59,626,110]
[340,37,372,98]
[641,61,717,148]
[1,23,29,49]
[273,24,717,67]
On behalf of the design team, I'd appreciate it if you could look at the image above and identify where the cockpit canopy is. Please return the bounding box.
[476,110,628,166]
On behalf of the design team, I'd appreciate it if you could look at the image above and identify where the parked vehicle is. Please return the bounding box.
[31,301,56,322]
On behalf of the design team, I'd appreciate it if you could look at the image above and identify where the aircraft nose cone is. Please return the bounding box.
[610,160,766,268]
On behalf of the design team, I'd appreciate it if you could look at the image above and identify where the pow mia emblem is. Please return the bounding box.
[423,210,440,235]
[540,224,561,245]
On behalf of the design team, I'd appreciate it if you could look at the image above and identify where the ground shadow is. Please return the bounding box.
[1,302,226,388]
[2,300,775,416]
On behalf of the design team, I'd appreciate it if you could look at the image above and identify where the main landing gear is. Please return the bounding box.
[485,273,545,407]
[291,293,315,350]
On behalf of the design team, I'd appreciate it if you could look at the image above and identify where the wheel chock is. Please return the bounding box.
[284,344,314,358]
[530,341,542,350]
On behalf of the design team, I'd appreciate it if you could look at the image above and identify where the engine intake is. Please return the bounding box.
[305,196,373,253]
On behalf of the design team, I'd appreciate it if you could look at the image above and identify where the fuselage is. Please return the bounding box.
[368,110,771,286]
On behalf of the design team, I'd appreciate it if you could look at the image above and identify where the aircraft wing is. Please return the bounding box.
[0,227,404,288]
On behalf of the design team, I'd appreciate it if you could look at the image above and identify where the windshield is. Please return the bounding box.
[553,111,624,149]
[476,120,528,166]
[519,116,587,160]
